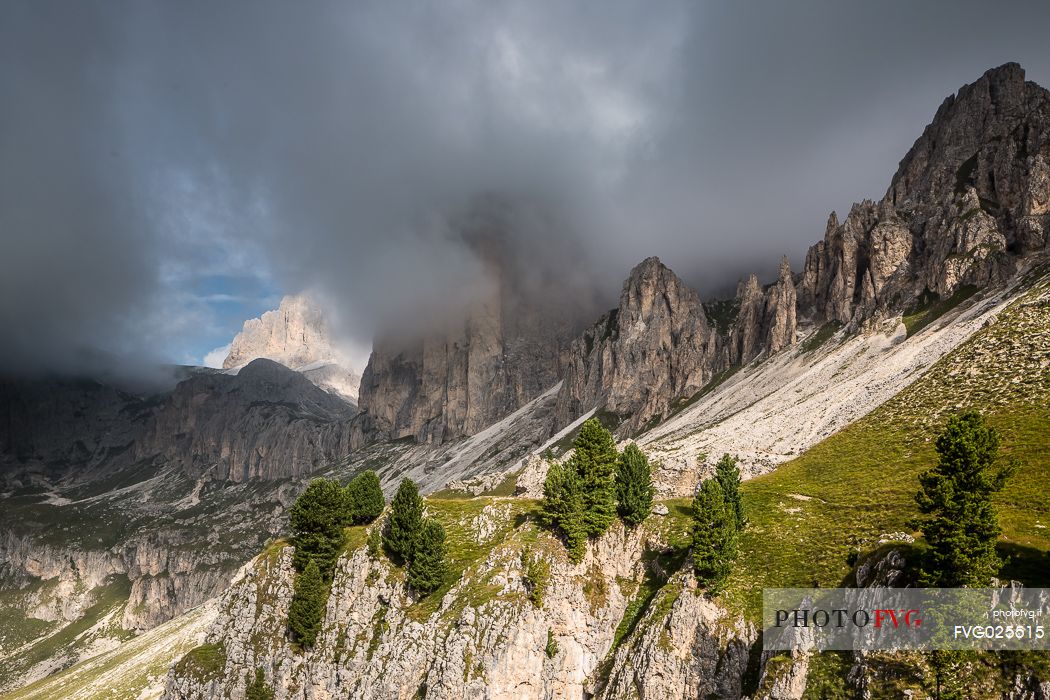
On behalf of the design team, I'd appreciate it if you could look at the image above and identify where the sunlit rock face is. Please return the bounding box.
[223,294,361,404]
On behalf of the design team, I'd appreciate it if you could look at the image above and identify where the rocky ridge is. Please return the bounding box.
[541,63,1050,438]
[801,62,1050,325]
[553,257,722,436]
[163,506,756,700]
[136,359,356,483]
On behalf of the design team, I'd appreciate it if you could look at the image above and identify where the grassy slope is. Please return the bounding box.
[723,270,1050,620]
[2,602,212,700]
[0,576,133,694]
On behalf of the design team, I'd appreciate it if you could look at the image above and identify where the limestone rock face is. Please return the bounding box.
[728,274,765,365]
[223,294,361,403]
[762,257,798,356]
[356,285,577,445]
[800,63,1050,327]
[163,520,752,700]
[137,359,356,482]
[224,294,333,371]
[554,257,721,436]
[729,258,798,365]
[0,376,147,479]
[600,572,753,699]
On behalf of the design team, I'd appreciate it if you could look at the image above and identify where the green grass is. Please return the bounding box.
[3,603,212,700]
[901,284,979,337]
[406,498,542,621]
[800,321,843,353]
[0,575,133,691]
[722,275,1050,620]
[172,642,226,683]
[429,469,522,500]
[481,471,520,497]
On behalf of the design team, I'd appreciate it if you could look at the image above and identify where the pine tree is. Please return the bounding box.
[568,418,618,537]
[287,558,326,647]
[346,470,385,524]
[691,478,737,591]
[541,460,587,562]
[915,411,1015,587]
[408,519,447,594]
[245,667,275,700]
[290,479,348,575]
[384,478,423,564]
[714,453,744,529]
[615,443,654,525]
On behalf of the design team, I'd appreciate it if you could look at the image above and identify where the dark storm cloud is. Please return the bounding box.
[3,0,1050,372]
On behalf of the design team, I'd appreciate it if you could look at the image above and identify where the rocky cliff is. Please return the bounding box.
[223,295,340,372]
[549,63,1047,437]
[356,281,580,446]
[0,376,150,481]
[728,256,798,366]
[0,357,359,682]
[223,294,361,404]
[136,358,356,482]
[163,502,756,700]
[553,258,722,436]
[800,63,1050,325]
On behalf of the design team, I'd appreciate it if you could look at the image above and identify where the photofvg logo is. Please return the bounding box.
[762,588,1049,651]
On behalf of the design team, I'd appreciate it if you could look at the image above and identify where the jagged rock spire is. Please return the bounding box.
[554,256,720,435]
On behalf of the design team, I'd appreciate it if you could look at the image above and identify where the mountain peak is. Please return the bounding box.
[223,294,340,371]
[888,62,1048,209]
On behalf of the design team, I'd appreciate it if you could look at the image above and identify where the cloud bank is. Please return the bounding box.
[3,0,1050,373]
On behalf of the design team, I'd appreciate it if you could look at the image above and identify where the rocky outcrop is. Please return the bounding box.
[599,572,753,699]
[553,258,722,436]
[223,294,338,371]
[801,63,1050,327]
[163,515,752,700]
[223,294,361,403]
[356,283,578,446]
[137,359,355,482]
[728,275,765,365]
[729,257,798,365]
[0,376,148,481]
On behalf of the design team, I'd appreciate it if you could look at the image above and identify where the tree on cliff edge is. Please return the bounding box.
[615,443,654,525]
[542,460,587,562]
[384,478,423,564]
[346,469,385,524]
[290,478,347,576]
[408,519,447,594]
[714,453,744,530]
[692,478,737,592]
[915,410,1014,587]
[287,558,326,647]
[569,418,619,537]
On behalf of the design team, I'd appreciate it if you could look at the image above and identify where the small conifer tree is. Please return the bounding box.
[287,559,326,647]
[384,478,423,564]
[691,479,737,591]
[567,418,618,537]
[714,453,744,529]
[346,470,385,524]
[290,478,348,575]
[915,411,1014,587]
[408,519,447,594]
[615,443,654,525]
[541,460,587,562]
[245,667,275,700]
